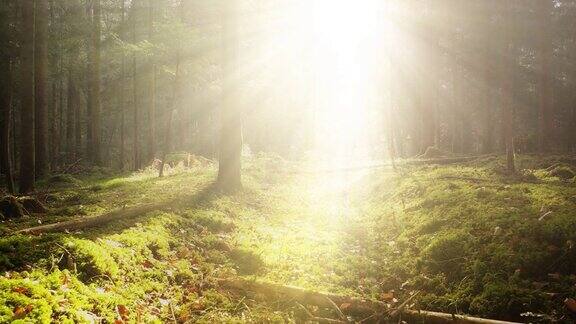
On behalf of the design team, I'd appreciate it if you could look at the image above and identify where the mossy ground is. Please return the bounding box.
[1,155,576,322]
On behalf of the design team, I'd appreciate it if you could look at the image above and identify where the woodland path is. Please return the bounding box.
[232,164,398,294]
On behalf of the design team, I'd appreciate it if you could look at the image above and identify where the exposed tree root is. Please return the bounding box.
[0,195,48,219]
[220,278,521,324]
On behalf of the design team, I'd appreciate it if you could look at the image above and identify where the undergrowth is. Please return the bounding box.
[1,155,575,322]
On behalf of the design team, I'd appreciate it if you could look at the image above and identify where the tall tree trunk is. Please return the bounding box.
[58,20,65,166]
[88,0,102,165]
[66,67,78,162]
[120,0,126,171]
[480,5,495,154]
[48,0,57,170]
[35,0,49,177]
[132,0,141,170]
[20,0,36,194]
[0,59,15,194]
[218,0,243,191]
[501,2,516,172]
[147,0,156,162]
[537,0,554,152]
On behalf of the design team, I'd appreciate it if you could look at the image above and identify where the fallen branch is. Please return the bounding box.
[389,291,420,318]
[401,309,520,324]
[296,303,348,324]
[220,279,521,324]
[219,278,387,315]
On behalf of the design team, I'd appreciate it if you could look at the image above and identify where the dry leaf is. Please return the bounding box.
[380,291,395,302]
[13,305,32,319]
[340,303,351,310]
[13,306,26,318]
[12,287,29,295]
[564,298,576,313]
[142,260,154,269]
[117,305,129,321]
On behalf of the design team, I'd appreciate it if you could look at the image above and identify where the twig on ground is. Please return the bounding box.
[389,291,421,318]
[325,297,347,321]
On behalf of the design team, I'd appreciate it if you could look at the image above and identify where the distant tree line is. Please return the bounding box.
[1,0,576,194]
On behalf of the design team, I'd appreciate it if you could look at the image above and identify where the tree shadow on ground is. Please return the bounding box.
[0,181,221,273]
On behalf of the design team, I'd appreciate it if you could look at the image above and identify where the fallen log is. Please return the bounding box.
[14,202,169,235]
[401,309,520,324]
[220,278,521,324]
[219,278,388,315]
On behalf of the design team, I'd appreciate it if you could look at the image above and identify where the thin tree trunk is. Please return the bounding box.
[481,6,494,154]
[49,0,57,170]
[537,0,554,152]
[0,59,16,194]
[88,0,102,165]
[132,0,141,170]
[120,0,126,171]
[66,67,78,162]
[50,81,58,170]
[35,0,50,178]
[58,16,65,167]
[19,0,36,194]
[218,0,243,192]
[147,0,156,163]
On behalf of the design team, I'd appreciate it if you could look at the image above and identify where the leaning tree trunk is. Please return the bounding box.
[217,0,243,192]
[19,0,36,194]
[35,0,50,178]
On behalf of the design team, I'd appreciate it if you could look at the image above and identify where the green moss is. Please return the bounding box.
[422,231,475,280]
[62,238,120,280]
[2,155,576,322]
[469,282,547,318]
[549,166,575,181]
[228,248,265,275]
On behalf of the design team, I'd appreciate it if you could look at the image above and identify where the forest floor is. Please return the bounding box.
[1,154,576,323]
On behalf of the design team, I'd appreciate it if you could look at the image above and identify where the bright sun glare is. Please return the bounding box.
[308,0,386,162]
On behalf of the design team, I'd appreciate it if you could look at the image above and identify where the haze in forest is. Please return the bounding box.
[1,0,576,323]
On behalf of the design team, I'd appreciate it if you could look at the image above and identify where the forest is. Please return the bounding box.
[1,0,576,323]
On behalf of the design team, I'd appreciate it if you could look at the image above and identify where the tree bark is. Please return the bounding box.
[19,0,36,194]
[132,0,141,170]
[537,0,554,152]
[218,0,243,192]
[120,0,126,171]
[501,6,516,173]
[35,0,49,177]
[66,66,79,162]
[147,0,156,163]
[0,59,15,194]
[88,0,102,165]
